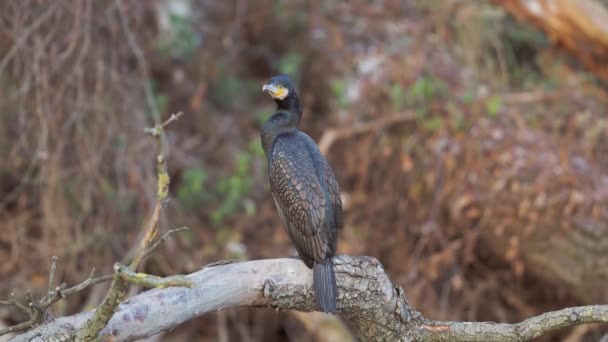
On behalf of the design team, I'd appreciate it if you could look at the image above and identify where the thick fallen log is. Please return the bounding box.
[10,256,608,342]
[494,0,608,82]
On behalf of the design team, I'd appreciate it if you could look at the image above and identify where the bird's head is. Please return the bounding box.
[262,74,295,101]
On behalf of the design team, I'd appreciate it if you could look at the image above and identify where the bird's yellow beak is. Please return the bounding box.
[263,83,288,100]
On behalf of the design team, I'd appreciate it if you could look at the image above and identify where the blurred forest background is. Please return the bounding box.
[1,0,607,341]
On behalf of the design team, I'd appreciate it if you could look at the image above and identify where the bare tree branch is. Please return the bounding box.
[46,256,58,297]
[140,226,189,263]
[0,111,187,340]
[1,293,30,317]
[0,321,34,337]
[419,305,608,341]
[10,256,608,342]
[0,259,115,337]
[115,264,193,289]
[75,111,184,340]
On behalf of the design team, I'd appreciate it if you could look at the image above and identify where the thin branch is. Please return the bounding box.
[0,321,33,336]
[1,293,30,317]
[129,113,183,270]
[0,2,59,76]
[318,111,415,154]
[158,111,184,131]
[62,274,114,299]
[128,202,163,270]
[141,226,189,262]
[115,264,193,289]
[47,256,58,296]
[24,291,34,309]
[520,306,608,340]
[76,112,183,340]
[23,291,42,323]
[39,268,114,310]
[420,305,608,341]
[144,112,184,137]
[0,260,115,339]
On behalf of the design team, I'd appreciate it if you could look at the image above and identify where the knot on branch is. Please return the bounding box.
[334,256,399,310]
[262,279,275,299]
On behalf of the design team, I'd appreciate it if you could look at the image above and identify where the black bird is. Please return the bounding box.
[261,74,343,313]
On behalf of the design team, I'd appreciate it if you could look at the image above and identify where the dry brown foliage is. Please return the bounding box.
[0,0,158,319]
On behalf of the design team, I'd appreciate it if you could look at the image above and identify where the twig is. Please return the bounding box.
[28,302,44,323]
[61,273,114,299]
[0,260,115,339]
[130,112,183,270]
[23,291,42,322]
[318,112,415,155]
[1,293,30,317]
[159,111,184,130]
[115,264,193,289]
[128,202,163,270]
[39,268,114,310]
[47,256,58,296]
[141,226,189,262]
[24,291,34,309]
[0,321,33,336]
[144,112,184,137]
[0,2,59,76]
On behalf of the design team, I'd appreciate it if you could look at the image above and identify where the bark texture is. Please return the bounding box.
[10,256,608,342]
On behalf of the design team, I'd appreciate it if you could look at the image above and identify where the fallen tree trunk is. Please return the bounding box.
[11,256,608,341]
[494,0,608,82]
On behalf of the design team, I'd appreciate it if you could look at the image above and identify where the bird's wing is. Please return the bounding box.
[314,142,343,232]
[269,133,333,265]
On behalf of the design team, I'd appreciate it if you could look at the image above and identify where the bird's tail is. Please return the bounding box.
[313,258,337,314]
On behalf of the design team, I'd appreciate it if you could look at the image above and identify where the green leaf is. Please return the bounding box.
[279,53,303,79]
[176,168,208,209]
[486,95,502,117]
[423,116,444,131]
[330,79,348,109]
[461,89,475,104]
[390,83,405,110]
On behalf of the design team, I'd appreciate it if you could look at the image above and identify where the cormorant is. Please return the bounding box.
[261,74,343,314]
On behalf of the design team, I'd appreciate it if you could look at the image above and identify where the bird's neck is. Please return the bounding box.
[261,95,302,157]
[275,94,302,125]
